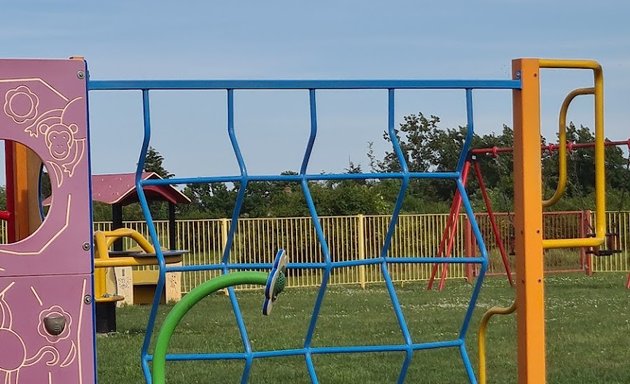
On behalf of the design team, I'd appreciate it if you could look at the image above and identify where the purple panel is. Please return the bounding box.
[0,59,92,277]
[0,274,94,384]
[0,60,94,383]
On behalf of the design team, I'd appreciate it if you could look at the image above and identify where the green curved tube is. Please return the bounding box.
[152,271,269,384]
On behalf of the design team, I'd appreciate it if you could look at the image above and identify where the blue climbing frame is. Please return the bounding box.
[88,78,521,384]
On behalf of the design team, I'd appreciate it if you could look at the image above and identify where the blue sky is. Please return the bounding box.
[1,1,629,180]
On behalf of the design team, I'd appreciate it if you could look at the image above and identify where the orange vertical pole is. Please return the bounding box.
[12,142,42,241]
[512,58,546,384]
[13,142,30,240]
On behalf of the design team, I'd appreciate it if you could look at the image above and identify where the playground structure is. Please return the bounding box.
[428,80,628,288]
[92,227,185,333]
[90,172,190,332]
[427,132,630,290]
[0,57,625,384]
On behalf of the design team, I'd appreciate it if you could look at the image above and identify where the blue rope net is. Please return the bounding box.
[89,79,520,384]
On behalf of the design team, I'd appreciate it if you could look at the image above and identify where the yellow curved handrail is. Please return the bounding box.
[538,59,606,249]
[94,228,156,257]
[543,87,594,208]
[93,228,185,301]
[478,300,517,384]
[92,228,185,268]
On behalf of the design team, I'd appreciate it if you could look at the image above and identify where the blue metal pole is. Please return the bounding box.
[136,90,167,384]
[301,89,318,175]
[456,89,475,172]
[89,78,522,91]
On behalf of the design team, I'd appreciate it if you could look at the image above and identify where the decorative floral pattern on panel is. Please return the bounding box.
[3,86,39,124]
[2,84,85,187]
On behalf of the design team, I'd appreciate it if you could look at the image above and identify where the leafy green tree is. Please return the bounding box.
[540,123,630,210]
[373,113,471,207]
[144,146,174,179]
[173,114,630,219]
[93,146,176,221]
[312,162,391,216]
[369,113,630,213]
[0,186,5,211]
[180,182,236,219]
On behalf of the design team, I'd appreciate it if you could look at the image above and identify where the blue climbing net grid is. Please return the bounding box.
[89,77,522,384]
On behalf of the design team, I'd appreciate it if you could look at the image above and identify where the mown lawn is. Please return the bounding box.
[97,272,629,383]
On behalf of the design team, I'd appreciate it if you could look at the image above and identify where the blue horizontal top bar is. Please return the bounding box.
[139,171,460,187]
[88,79,521,91]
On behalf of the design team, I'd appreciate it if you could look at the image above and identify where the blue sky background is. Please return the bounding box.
[1,1,629,179]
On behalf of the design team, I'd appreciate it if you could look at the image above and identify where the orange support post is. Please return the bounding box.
[512,58,546,384]
[12,142,43,241]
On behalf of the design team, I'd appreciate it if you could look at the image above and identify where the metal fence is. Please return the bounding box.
[0,210,625,293]
[89,211,630,293]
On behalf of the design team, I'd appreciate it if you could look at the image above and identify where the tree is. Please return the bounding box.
[142,146,174,219]
[369,112,630,213]
[0,186,5,211]
[172,115,630,219]
[144,146,174,179]
[373,113,471,206]
[540,123,630,210]
[180,182,236,219]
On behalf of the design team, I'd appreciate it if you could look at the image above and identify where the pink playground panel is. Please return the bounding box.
[0,60,94,383]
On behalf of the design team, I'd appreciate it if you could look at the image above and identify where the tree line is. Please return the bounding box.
[94,114,630,221]
[1,115,625,223]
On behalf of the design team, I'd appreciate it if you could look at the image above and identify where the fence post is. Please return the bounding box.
[220,218,229,256]
[357,214,366,289]
[583,210,594,275]
[219,218,231,296]
[465,217,473,282]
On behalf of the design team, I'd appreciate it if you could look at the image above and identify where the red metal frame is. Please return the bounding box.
[427,156,514,290]
[472,159,514,286]
[473,139,629,286]
[3,140,15,242]
[471,138,630,157]
[427,161,471,290]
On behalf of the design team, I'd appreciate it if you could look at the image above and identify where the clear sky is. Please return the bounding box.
[1,1,629,180]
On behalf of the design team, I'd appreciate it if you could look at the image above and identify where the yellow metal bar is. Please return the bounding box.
[543,87,594,208]
[538,59,606,249]
[94,256,182,268]
[512,58,546,384]
[93,228,162,298]
[94,229,157,260]
[94,267,107,298]
[542,236,605,249]
[478,300,517,384]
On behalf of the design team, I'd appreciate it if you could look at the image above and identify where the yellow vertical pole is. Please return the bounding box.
[357,214,366,289]
[512,58,546,384]
[220,218,229,256]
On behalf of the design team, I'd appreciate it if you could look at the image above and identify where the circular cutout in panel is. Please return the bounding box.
[0,140,52,243]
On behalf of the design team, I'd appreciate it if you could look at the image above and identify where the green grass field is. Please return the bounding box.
[97,273,629,383]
